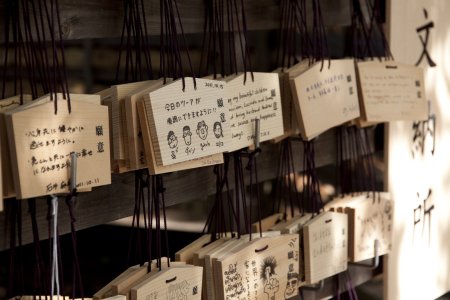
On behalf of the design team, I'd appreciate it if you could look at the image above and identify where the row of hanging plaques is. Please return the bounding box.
[91,192,392,300]
[0,59,425,204]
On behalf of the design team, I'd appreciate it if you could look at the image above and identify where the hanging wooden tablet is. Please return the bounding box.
[290,59,360,140]
[303,211,348,284]
[175,234,211,264]
[131,266,203,300]
[111,81,154,162]
[226,72,284,152]
[93,265,141,300]
[144,77,230,166]
[0,95,32,199]
[252,213,284,233]
[125,79,166,170]
[5,95,111,199]
[330,192,393,262]
[215,234,300,300]
[275,69,300,138]
[357,61,427,122]
[137,99,223,175]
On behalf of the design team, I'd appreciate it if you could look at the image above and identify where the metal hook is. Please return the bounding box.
[254,118,260,149]
[302,279,324,291]
[70,152,77,192]
[349,239,380,269]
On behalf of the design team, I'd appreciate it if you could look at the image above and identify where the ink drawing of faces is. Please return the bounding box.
[213,121,223,139]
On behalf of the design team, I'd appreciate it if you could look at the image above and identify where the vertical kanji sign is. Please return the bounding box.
[387,1,450,299]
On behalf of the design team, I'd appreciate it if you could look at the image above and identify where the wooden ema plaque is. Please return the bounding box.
[137,99,223,175]
[227,72,284,152]
[303,211,348,284]
[0,95,32,200]
[175,234,212,264]
[290,59,360,140]
[125,79,166,170]
[328,192,393,262]
[111,81,154,161]
[215,234,300,300]
[131,266,203,300]
[5,94,111,199]
[357,61,428,122]
[145,77,230,166]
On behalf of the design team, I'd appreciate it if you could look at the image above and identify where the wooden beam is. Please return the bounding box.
[0,0,353,41]
[0,128,360,251]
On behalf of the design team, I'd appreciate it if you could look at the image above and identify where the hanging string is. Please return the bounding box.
[66,190,85,300]
[50,195,60,298]
[7,200,25,299]
[363,0,393,60]
[28,198,49,298]
[302,139,323,215]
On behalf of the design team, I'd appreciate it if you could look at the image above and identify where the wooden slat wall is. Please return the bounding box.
[0,0,353,41]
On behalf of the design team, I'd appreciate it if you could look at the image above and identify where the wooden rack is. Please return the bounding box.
[0,0,383,298]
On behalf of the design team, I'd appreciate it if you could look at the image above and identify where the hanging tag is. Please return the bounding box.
[111,81,155,163]
[252,213,284,233]
[131,266,203,300]
[125,79,167,170]
[0,95,32,199]
[329,192,393,262]
[215,234,300,300]
[5,94,111,199]
[303,211,348,284]
[291,59,360,140]
[137,98,223,175]
[357,61,427,122]
[175,234,212,264]
[226,72,284,151]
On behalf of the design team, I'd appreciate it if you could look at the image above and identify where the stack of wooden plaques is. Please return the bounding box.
[326,192,393,262]
[93,258,202,300]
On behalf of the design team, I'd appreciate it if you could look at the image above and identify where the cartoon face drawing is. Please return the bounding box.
[196,120,208,140]
[167,130,178,149]
[284,273,299,298]
[261,256,279,300]
[182,125,192,145]
[213,121,223,139]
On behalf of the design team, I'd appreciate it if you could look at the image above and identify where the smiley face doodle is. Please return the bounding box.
[196,120,208,140]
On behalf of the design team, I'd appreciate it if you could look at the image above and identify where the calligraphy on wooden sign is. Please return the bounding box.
[357,61,428,122]
[145,78,230,166]
[291,59,360,140]
[303,211,348,284]
[227,72,284,151]
[5,95,111,199]
[216,234,300,300]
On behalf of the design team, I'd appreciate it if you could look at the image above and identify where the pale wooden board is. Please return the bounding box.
[96,88,115,172]
[93,265,140,300]
[216,234,300,300]
[137,98,223,175]
[303,211,348,284]
[251,212,284,233]
[357,60,428,122]
[274,69,301,137]
[125,79,166,170]
[386,1,450,298]
[5,95,111,199]
[227,72,284,152]
[111,81,153,161]
[103,296,126,300]
[131,266,203,300]
[175,234,211,264]
[0,95,33,199]
[291,59,360,140]
[145,77,230,166]
[328,193,393,262]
